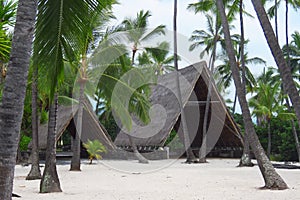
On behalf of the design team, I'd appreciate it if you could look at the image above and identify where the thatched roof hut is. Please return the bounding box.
[31,100,116,150]
[114,62,243,152]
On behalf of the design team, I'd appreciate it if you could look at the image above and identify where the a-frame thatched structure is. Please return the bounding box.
[32,100,116,151]
[114,62,243,154]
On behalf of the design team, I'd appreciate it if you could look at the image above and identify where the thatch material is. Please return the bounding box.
[30,100,116,150]
[114,62,243,150]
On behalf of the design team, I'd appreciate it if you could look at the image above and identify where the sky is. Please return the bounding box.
[109,0,300,111]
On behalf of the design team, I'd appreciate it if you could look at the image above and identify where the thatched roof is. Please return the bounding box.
[30,100,116,150]
[114,62,243,150]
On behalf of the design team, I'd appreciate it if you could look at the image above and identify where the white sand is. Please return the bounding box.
[13,159,300,200]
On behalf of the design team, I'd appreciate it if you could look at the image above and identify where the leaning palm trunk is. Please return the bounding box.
[40,93,62,193]
[217,0,288,189]
[0,1,37,198]
[267,120,271,158]
[238,0,253,167]
[174,0,197,163]
[251,0,300,130]
[26,65,42,180]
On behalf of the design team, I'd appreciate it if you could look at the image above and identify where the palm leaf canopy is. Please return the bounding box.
[120,10,165,48]
[33,0,115,102]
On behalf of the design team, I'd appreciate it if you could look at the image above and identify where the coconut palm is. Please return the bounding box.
[26,63,42,180]
[188,1,222,163]
[217,0,288,189]
[120,10,165,65]
[0,0,37,198]
[282,31,300,82]
[249,82,285,157]
[34,0,115,193]
[251,0,300,139]
[216,39,265,113]
[69,3,115,172]
[0,0,17,85]
[138,41,175,75]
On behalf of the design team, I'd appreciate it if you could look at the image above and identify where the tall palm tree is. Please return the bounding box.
[282,33,300,162]
[26,64,42,180]
[117,10,165,163]
[70,2,115,172]
[251,0,300,138]
[188,0,241,162]
[188,1,222,163]
[174,0,198,163]
[216,39,265,113]
[249,82,283,157]
[216,0,288,189]
[34,0,114,192]
[120,10,165,65]
[0,0,38,198]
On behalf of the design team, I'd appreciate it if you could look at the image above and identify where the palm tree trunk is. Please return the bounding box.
[239,0,253,167]
[291,119,300,162]
[275,0,279,40]
[40,93,62,193]
[128,135,149,164]
[199,19,219,163]
[251,0,300,130]
[70,79,85,171]
[232,90,238,113]
[26,65,42,180]
[128,48,149,164]
[285,98,300,162]
[267,120,271,158]
[174,0,197,163]
[239,133,254,167]
[0,0,37,198]
[217,0,288,189]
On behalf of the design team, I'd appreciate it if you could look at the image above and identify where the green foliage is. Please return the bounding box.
[255,117,299,161]
[83,139,106,164]
[99,113,119,141]
[19,134,31,151]
[165,130,184,151]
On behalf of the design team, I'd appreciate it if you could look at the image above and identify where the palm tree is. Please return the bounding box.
[120,10,165,65]
[34,0,115,192]
[282,33,300,162]
[216,0,288,189]
[249,82,283,157]
[0,0,17,85]
[117,10,165,163]
[83,140,106,164]
[138,41,175,75]
[26,64,42,180]
[282,31,300,81]
[188,0,241,163]
[0,0,37,198]
[189,14,223,59]
[70,2,115,172]
[251,0,300,139]
[174,0,198,163]
[188,1,222,163]
[216,39,265,113]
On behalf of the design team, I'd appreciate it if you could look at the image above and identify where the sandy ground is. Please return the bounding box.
[13,158,300,200]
